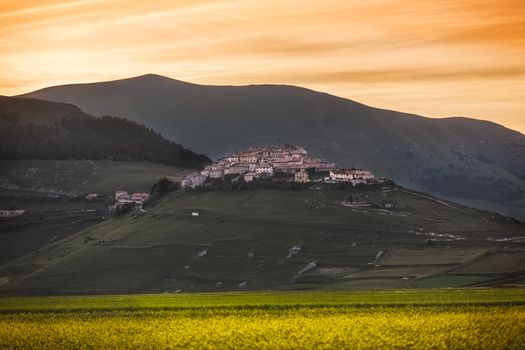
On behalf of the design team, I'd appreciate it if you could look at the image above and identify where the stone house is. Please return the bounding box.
[131,192,150,203]
[225,164,250,175]
[115,191,130,201]
[255,164,274,176]
[181,172,206,189]
[0,210,26,217]
[329,169,374,182]
[294,169,310,183]
[208,169,224,178]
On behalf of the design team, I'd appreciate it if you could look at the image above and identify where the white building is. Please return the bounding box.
[224,164,250,175]
[223,155,239,163]
[181,172,207,189]
[294,169,310,183]
[239,155,257,163]
[0,210,26,217]
[204,164,222,171]
[329,169,374,182]
[255,164,274,176]
[115,191,130,201]
[208,169,224,178]
[131,192,150,203]
[180,179,193,189]
[330,170,353,181]
[352,170,375,180]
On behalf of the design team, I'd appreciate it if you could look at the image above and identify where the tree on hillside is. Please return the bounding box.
[151,177,176,195]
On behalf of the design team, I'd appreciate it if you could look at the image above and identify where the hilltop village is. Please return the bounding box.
[14,145,375,216]
[180,145,375,189]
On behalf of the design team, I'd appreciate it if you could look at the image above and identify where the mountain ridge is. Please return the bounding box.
[19,74,525,220]
[0,95,92,124]
[21,74,521,133]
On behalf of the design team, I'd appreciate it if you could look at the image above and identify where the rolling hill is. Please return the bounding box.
[1,184,523,295]
[21,74,525,220]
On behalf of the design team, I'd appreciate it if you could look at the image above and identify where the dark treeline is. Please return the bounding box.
[199,177,309,192]
[0,115,211,169]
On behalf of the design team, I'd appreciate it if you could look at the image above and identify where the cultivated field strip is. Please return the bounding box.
[0,290,524,349]
[1,289,524,312]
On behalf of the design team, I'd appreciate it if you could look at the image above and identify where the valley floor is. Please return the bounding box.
[0,289,524,349]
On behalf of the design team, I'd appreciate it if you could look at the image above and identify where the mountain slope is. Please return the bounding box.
[0,95,210,169]
[21,75,525,219]
[1,185,523,295]
[0,95,92,124]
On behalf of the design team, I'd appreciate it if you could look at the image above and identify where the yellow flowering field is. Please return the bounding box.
[0,290,524,349]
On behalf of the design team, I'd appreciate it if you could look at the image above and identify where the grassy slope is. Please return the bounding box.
[1,184,523,295]
[0,159,190,194]
[0,160,191,267]
[0,193,107,266]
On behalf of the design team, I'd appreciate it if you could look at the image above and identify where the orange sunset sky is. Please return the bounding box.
[1,0,524,133]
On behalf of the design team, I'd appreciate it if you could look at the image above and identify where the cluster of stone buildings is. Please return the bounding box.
[0,209,26,218]
[328,169,375,183]
[114,191,150,209]
[181,145,374,189]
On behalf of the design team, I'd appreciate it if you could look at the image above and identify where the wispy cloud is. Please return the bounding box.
[0,0,523,132]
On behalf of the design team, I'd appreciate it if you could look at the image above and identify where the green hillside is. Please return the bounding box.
[0,160,192,267]
[0,159,190,194]
[2,184,523,295]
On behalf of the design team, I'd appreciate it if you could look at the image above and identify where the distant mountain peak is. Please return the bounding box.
[127,73,188,83]
[138,73,166,78]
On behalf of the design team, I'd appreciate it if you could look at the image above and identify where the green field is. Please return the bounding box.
[0,290,524,349]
